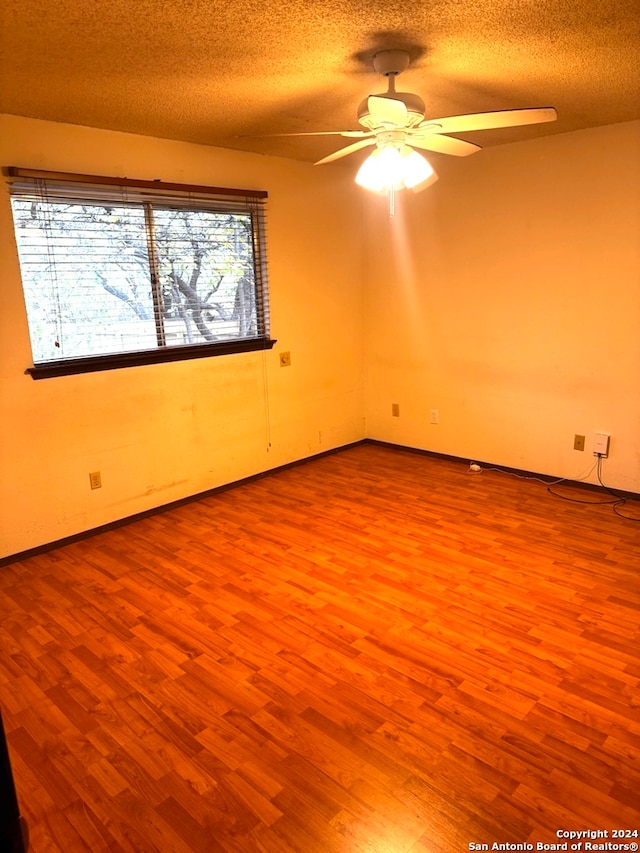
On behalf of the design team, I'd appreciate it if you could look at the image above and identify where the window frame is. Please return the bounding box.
[6,167,276,379]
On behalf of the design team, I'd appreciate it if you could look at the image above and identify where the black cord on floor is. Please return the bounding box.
[469,458,640,521]
[547,455,640,521]
[595,457,640,521]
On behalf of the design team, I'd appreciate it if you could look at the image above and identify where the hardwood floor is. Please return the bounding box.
[1,442,639,852]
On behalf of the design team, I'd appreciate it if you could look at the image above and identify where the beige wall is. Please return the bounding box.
[364,121,640,493]
[0,115,366,558]
[2,116,639,558]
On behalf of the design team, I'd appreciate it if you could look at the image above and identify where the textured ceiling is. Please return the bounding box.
[1,0,639,166]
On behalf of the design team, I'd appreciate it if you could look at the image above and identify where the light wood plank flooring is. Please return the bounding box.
[1,443,639,852]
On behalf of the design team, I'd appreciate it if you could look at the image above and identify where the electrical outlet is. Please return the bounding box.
[279,351,291,367]
[574,434,585,451]
[391,403,400,417]
[429,409,439,425]
[89,471,102,490]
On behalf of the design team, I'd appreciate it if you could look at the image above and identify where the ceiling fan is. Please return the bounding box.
[277,49,557,194]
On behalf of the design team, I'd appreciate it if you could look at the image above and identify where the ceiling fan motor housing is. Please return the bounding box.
[357,92,426,129]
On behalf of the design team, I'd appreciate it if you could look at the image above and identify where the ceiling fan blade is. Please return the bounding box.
[243,130,372,138]
[409,134,481,157]
[368,95,408,127]
[419,107,557,134]
[314,138,376,166]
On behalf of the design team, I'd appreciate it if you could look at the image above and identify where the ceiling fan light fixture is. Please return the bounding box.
[400,146,437,191]
[355,144,436,194]
[355,146,397,193]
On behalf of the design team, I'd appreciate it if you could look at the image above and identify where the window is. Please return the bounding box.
[7,168,274,378]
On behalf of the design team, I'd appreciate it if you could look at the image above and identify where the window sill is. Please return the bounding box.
[26,337,277,379]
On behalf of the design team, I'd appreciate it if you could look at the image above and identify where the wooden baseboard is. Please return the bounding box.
[0,441,364,568]
[366,438,640,499]
[2,438,636,567]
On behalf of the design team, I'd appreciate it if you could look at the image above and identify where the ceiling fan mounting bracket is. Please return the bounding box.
[372,49,411,78]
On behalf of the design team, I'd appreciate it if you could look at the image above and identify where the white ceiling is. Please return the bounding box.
[1,0,639,166]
